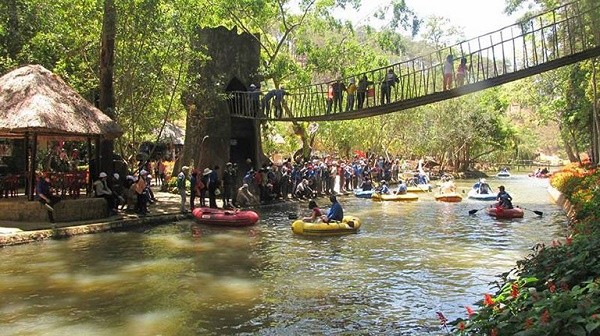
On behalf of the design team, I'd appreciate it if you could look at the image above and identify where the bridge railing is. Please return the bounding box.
[228,1,600,121]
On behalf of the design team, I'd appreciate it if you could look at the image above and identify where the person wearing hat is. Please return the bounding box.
[236,183,257,207]
[94,172,117,216]
[199,167,212,207]
[208,165,220,208]
[496,185,513,209]
[122,175,136,211]
[439,175,457,194]
[294,179,313,199]
[177,166,189,213]
[478,178,491,194]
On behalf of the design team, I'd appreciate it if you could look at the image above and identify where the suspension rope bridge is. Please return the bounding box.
[228,1,600,122]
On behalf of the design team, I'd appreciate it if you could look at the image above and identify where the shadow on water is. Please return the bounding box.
[0,175,568,335]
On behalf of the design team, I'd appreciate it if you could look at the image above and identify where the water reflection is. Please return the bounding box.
[0,176,567,335]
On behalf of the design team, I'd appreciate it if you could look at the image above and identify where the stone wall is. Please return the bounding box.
[547,185,576,221]
[0,197,107,222]
[0,213,190,247]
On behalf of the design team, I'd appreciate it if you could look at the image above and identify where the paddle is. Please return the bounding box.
[416,183,430,192]
[522,208,543,217]
[468,207,487,215]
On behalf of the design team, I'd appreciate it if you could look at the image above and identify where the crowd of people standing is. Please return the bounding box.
[34,154,432,223]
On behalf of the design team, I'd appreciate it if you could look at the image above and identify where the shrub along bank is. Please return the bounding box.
[448,163,600,336]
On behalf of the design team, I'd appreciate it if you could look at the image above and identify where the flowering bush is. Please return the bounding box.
[448,163,600,335]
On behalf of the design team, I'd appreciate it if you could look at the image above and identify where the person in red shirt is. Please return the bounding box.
[303,200,322,222]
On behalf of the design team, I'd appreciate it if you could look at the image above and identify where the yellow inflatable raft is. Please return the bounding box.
[372,192,419,201]
[406,184,432,193]
[291,216,361,236]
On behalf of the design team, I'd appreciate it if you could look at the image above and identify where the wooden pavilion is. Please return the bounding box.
[0,64,122,202]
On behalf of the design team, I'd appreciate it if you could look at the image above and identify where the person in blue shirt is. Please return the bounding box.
[395,179,408,194]
[377,180,390,194]
[360,177,373,191]
[36,173,60,223]
[496,185,513,209]
[322,195,344,223]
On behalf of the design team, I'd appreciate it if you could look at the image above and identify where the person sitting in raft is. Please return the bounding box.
[478,178,491,194]
[303,200,323,222]
[321,195,344,223]
[496,185,513,209]
[360,178,373,191]
[377,180,390,194]
[395,179,408,194]
[439,176,456,194]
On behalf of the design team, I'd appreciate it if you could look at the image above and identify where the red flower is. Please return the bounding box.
[511,283,519,298]
[541,309,551,324]
[566,235,573,245]
[547,281,556,293]
[458,321,465,331]
[436,312,448,327]
[484,293,495,306]
[465,306,476,317]
[524,318,534,329]
[490,328,498,336]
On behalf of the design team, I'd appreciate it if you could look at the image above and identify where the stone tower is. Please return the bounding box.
[181,26,262,175]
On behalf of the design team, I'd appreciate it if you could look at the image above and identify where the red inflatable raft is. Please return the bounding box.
[192,207,259,226]
[486,206,524,219]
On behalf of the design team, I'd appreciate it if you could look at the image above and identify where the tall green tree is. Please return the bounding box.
[99,0,116,174]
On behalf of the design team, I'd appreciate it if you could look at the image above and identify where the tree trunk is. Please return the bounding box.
[591,58,600,165]
[6,0,20,60]
[99,0,117,174]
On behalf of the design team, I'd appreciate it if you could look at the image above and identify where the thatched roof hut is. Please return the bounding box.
[0,64,122,201]
[0,64,122,139]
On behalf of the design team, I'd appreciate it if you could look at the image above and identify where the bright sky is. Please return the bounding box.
[339,0,520,41]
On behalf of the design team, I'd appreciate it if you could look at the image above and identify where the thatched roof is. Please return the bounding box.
[0,64,122,139]
[155,121,185,145]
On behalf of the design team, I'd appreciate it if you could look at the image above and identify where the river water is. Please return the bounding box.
[0,175,567,335]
